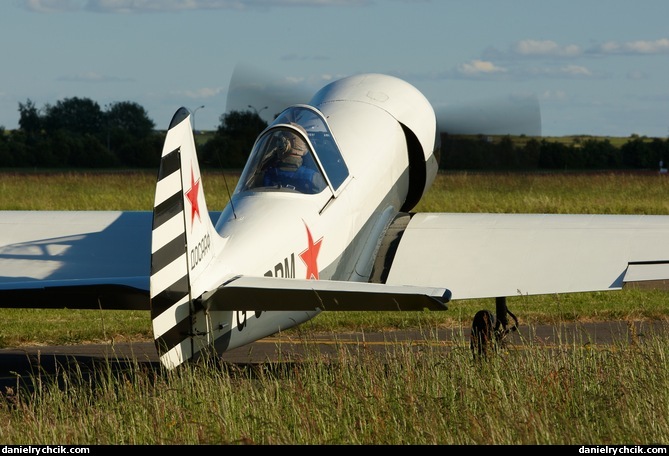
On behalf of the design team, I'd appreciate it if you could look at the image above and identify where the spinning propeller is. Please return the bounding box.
[224,62,542,137]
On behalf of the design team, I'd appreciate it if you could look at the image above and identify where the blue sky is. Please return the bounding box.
[1,0,668,137]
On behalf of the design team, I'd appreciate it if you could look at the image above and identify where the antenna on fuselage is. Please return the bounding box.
[223,173,237,219]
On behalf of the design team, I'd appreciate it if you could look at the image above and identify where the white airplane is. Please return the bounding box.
[1,73,669,369]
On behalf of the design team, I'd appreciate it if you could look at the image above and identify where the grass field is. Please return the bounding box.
[1,169,667,347]
[1,169,669,444]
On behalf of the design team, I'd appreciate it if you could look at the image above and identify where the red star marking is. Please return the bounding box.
[299,223,323,280]
[185,167,201,226]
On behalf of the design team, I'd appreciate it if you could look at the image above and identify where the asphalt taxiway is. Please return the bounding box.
[1,320,667,392]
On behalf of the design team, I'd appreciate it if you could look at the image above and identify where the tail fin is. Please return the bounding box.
[149,107,220,369]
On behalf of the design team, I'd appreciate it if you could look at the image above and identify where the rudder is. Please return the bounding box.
[149,107,219,369]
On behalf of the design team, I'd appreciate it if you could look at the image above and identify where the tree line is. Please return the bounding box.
[0,96,667,171]
[441,134,669,171]
[0,97,269,170]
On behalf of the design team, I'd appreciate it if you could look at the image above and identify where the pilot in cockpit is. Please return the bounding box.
[262,126,326,194]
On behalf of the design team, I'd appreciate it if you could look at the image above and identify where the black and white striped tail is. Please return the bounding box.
[149,108,216,369]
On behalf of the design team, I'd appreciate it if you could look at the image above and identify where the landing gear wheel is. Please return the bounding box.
[470,309,496,358]
[470,297,519,360]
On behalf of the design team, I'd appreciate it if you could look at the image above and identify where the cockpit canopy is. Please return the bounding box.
[235,106,349,195]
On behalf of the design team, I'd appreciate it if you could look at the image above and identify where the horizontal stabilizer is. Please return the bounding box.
[200,276,450,312]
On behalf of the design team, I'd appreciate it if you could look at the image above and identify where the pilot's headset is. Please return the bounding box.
[288,123,309,157]
[277,126,307,171]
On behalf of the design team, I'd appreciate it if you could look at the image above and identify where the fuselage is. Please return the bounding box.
[191,74,440,357]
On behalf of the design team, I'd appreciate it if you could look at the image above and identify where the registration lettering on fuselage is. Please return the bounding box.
[265,253,296,278]
[189,232,211,270]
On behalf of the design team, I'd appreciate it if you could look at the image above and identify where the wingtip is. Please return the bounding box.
[431,288,450,310]
[443,288,452,303]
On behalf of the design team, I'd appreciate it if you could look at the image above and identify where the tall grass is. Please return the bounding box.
[418,171,669,214]
[3,169,668,214]
[0,170,234,211]
[1,325,668,444]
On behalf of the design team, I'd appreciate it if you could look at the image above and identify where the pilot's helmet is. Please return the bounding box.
[290,134,308,157]
[275,134,292,156]
[277,125,307,170]
[288,123,309,157]
[276,134,301,171]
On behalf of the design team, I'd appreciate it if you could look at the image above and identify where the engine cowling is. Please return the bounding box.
[309,73,440,212]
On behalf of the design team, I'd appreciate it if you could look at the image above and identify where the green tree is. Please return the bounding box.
[2,130,31,166]
[621,136,649,168]
[648,138,669,169]
[9,97,161,168]
[17,99,42,134]
[538,139,569,169]
[496,136,517,169]
[0,126,11,166]
[200,110,268,169]
[440,135,498,170]
[519,138,541,169]
[104,101,157,167]
[43,97,104,136]
[105,101,155,139]
[580,138,620,169]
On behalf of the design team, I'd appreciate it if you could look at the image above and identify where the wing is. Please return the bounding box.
[0,210,217,310]
[383,212,669,300]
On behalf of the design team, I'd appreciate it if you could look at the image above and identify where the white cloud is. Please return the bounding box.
[524,64,593,78]
[456,60,507,76]
[57,71,134,82]
[24,0,86,13]
[23,0,368,14]
[560,65,592,76]
[86,0,244,13]
[627,70,648,81]
[540,90,568,101]
[173,86,224,98]
[592,38,669,55]
[512,40,582,57]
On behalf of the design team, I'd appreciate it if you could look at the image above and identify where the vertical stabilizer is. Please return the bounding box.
[149,108,219,369]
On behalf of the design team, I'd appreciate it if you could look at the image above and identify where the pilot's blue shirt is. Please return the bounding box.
[263,163,325,194]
